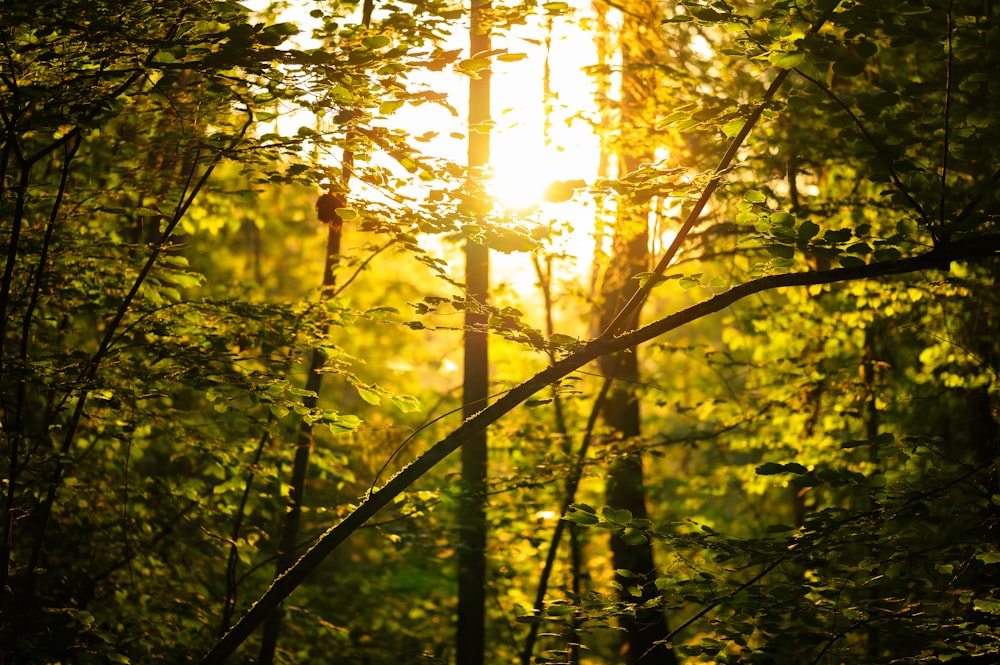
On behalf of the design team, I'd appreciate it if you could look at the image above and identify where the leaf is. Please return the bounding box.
[766,524,796,533]
[770,212,795,227]
[496,53,528,62]
[543,179,586,203]
[756,462,786,475]
[824,228,853,243]
[839,255,867,268]
[621,527,648,545]
[363,35,390,49]
[679,277,701,290]
[722,118,746,137]
[525,398,553,407]
[767,244,795,259]
[744,190,766,203]
[390,395,421,413]
[973,598,1000,615]
[798,220,820,240]
[874,247,902,262]
[457,57,491,73]
[601,507,632,525]
[545,603,575,616]
[379,100,405,115]
[563,508,599,526]
[549,333,580,348]
[769,51,806,69]
[356,385,382,405]
[326,413,361,432]
[833,55,866,77]
[635,271,669,289]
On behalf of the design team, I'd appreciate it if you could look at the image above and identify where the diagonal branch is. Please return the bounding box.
[600,3,840,338]
[199,232,1000,665]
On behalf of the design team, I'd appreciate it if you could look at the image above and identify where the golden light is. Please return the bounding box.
[488,160,552,213]
[485,10,600,215]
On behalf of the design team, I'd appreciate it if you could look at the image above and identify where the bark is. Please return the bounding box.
[256,204,343,665]
[456,2,491,664]
[598,230,676,664]
[596,1,677,660]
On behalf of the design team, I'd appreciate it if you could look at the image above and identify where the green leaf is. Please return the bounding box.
[767,244,795,259]
[973,598,1000,615]
[744,190,767,204]
[621,527,648,545]
[771,212,795,227]
[722,118,746,137]
[525,398,553,407]
[833,55,866,77]
[390,395,421,413]
[363,35,390,49]
[545,603,575,616]
[873,247,902,262]
[601,506,632,525]
[549,333,580,348]
[824,228,853,243]
[769,51,806,69]
[458,57,491,73]
[326,414,361,432]
[356,385,382,405]
[766,523,796,533]
[563,508,599,526]
[839,255,867,268]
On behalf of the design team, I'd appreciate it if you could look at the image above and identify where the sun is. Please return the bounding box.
[484,16,600,215]
[488,158,555,213]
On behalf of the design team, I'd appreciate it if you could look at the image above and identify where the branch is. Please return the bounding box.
[600,14,828,336]
[198,233,1000,664]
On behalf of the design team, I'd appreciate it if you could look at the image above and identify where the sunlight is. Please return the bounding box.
[487,15,600,216]
[262,0,605,294]
[489,160,551,213]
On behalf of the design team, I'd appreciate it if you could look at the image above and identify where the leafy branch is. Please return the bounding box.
[200,232,1000,664]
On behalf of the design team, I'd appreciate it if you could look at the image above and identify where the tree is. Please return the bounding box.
[5,1,1000,664]
[457,0,492,663]
[592,1,678,661]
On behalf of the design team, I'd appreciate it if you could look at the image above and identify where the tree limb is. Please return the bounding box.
[198,233,1000,664]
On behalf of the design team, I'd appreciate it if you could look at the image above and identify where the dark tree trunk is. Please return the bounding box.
[594,1,678,660]
[598,230,676,665]
[456,2,491,664]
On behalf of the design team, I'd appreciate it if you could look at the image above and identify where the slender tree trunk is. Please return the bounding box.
[257,208,343,665]
[456,2,491,664]
[256,2,374,659]
[595,2,677,662]
[597,231,675,665]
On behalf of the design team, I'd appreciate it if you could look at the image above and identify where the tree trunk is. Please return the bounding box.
[598,230,676,665]
[595,1,677,661]
[257,206,343,665]
[456,2,491,664]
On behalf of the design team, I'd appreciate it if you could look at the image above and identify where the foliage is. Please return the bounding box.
[1,0,998,664]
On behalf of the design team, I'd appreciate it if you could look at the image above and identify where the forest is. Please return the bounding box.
[1,0,998,663]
